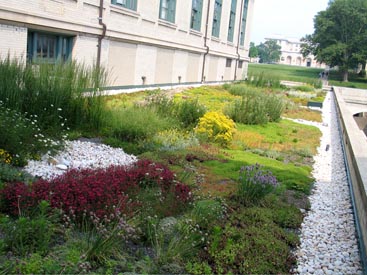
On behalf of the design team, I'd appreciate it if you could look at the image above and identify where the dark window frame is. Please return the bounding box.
[239,0,249,46]
[212,0,222,37]
[159,0,177,23]
[27,31,73,64]
[190,0,203,31]
[111,0,137,11]
[227,0,237,42]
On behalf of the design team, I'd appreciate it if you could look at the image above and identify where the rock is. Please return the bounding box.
[56,164,68,170]
[24,140,137,180]
[294,92,362,275]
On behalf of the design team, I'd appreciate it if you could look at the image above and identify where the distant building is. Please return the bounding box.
[265,35,325,68]
[0,0,255,88]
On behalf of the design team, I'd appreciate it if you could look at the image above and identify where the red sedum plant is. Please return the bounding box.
[0,159,192,220]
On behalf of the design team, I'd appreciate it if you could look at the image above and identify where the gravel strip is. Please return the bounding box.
[295,91,363,275]
[24,140,137,179]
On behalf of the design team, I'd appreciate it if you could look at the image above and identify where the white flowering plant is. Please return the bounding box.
[0,102,65,166]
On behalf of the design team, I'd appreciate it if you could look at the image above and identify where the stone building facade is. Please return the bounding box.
[0,0,255,88]
[266,35,325,68]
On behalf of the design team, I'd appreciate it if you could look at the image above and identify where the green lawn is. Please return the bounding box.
[248,63,322,85]
[249,63,367,90]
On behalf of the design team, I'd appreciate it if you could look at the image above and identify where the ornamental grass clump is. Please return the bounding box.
[0,57,107,134]
[195,111,236,147]
[236,164,279,205]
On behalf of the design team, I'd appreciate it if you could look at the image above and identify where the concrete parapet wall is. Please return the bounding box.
[333,87,367,270]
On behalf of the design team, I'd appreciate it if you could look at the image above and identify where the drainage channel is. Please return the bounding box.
[294,91,363,275]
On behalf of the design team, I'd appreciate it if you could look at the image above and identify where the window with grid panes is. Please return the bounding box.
[111,0,137,11]
[212,0,222,37]
[27,31,73,64]
[159,0,176,23]
[227,0,237,42]
[226,58,232,67]
[240,0,249,46]
[191,0,203,31]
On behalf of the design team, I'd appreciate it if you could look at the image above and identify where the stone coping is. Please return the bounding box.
[333,86,367,271]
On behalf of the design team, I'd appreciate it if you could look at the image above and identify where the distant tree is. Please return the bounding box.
[256,40,281,63]
[301,0,367,82]
[249,42,258,58]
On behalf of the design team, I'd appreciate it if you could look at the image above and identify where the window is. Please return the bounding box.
[238,60,243,68]
[111,0,137,10]
[191,0,203,31]
[227,0,237,42]
[212,0,222,37]
[27,31,73,64]
[239,0,249,46]
[159,0,176,23]
[226,58,232,67]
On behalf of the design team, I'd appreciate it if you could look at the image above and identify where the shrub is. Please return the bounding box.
[175,99,206,128]
[0,160,192,222]
[225,88,285,124]
[236,164,279,205]
[266,93,285,122]
[0,57,107,134]
[225,95,268,125]
[195,111,236,147]
[0,102,64,166]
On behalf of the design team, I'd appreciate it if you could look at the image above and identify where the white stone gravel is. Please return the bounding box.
[24,140,137,179]
[294,91,363,275]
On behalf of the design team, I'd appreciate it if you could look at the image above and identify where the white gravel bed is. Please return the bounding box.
[295,92,363,274]
[24,140,137,180]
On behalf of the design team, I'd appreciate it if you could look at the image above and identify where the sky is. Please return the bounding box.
[250,0,329,44]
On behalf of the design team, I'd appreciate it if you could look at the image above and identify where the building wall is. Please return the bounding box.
[0,24,27,60]
[0,0,255,88]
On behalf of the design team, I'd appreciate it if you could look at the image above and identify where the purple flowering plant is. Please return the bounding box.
[236,163,279,205]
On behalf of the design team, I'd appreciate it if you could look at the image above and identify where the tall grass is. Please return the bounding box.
[107,106,175,142]
[0,57,107,135]
[246,72,283,89]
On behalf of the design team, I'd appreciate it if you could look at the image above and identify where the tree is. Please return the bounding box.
[256,40,281,64]
[301,0,367,82]
[249,42,258,58]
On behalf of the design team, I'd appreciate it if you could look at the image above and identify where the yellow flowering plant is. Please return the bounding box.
[0,149,12,165]
[195,111,236,147]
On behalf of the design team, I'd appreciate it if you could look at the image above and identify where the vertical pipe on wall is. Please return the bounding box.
[234,0,245,81]
[97,0,107,68]
[201,0,211,83]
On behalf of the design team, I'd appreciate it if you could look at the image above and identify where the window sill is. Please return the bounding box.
[189,29,203,37]
[110,5,140,19]
[211,36,220,43]
[227,42,235,47]
[158,19,177,30]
